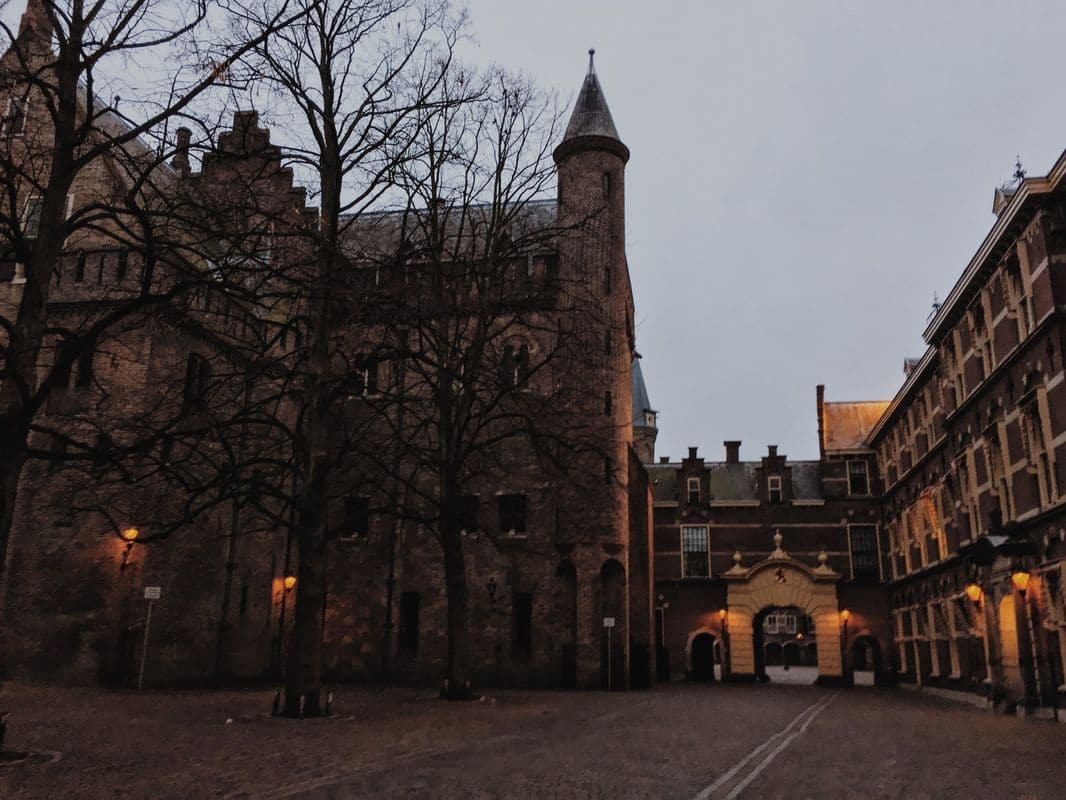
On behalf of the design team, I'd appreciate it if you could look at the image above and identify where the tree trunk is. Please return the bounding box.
[283,519,328,717]
[0,431,28,626]
[440,498,474,700]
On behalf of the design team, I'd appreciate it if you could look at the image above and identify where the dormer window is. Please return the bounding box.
[686,476,701,505]
[847,460,870,495]
[767,475,782,504]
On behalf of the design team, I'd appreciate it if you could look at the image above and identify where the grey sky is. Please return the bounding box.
[9,0,1066,463]
[464,0,1066,462]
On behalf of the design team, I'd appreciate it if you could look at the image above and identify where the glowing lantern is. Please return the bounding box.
[121,527,140,542]
[964,583,983,603]
[1011,569,1031,594]
[283,575,297,592]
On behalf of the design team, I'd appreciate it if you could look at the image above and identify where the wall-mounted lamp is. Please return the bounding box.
[839,608,851,623]
[283,575,297,592]
[1011,568,1031,595]
[964,582,984,604]
[119,527,139,570]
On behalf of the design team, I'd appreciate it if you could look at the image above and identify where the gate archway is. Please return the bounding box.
[722,541,845,685]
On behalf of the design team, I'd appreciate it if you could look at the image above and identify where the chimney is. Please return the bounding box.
[687,446,698,461]
[724,441,741,464]
[816,384,826,458]
[171,127,191,175]
[658,456,670,464]
[768,444,778,458]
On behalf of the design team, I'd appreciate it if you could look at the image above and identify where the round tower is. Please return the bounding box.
[552,51,640,689]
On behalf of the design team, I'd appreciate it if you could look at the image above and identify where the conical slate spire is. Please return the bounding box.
[562,49,622,143]
[631,358,655,427]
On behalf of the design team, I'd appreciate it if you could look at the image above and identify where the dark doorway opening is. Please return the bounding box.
[690,633,716,681]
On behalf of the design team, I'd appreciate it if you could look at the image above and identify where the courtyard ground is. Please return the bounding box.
[0,679,1062,799]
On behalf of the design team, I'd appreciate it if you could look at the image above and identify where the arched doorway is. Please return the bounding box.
[722,547,845,685]
[753,606,815,683]
[850,635,881,686]
[691,633,715,681]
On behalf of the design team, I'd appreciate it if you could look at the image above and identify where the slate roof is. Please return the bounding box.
[647,461,824,503]
[631,358,653,427]
[561,51,622,144]
[822,401,889,452]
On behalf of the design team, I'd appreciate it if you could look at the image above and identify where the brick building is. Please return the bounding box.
[0,7,654,692]
[1,0,1066,718]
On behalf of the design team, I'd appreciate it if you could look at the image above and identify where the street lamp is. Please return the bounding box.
[1011,568,1031,595]
[120,527,139,570]
[283,575,297,592]
[965,582,984,604]
[840,609,851,682]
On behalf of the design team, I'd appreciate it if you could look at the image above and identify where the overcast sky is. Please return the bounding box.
[463,0,1066,462]
[10,1,1066,463]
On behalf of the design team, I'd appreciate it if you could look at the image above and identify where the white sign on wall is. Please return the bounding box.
[603,617,616,628]
[144,586,162,601]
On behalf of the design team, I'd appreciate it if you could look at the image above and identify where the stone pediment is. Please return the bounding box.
[721,530,840,583]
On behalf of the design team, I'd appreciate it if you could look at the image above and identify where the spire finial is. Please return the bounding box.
[1014,155,1026,183]
[588,48,596,74]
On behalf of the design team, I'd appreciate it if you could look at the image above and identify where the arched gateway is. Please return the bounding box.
[721,535,846,685]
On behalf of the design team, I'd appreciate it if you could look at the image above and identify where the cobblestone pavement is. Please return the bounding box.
[1,680,1063,799]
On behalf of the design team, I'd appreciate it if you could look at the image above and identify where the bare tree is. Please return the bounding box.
[341,66,619,699]
[0,0,306,604]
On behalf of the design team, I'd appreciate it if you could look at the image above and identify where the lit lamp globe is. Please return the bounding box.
[964,583,983,603]
[283,575,297,592]
[1011,569,1031,594]
[121,527,139,543]
[840,609,851,623]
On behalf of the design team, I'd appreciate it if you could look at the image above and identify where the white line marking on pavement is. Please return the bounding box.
[692,693,838,800]
[722,693,837,800]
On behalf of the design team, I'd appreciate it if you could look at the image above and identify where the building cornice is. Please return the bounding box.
[923,147,1066,345]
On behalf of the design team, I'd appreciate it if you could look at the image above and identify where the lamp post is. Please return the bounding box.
[1011,564,1041,714]
[718,608,729,681]
[840,609,851,683]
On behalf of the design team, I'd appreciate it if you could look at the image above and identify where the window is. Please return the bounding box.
[767,475,782,504]
[398,592,420,654]
[116,252,128,282]
[681,525,709,578]
[351,355,379,397]
[458,494,479,532]
[22,195,42,239]
[182,354,211,410]
[847,460,870,495]
[1,97,25,136]
[74,345,93,388]
[602,171,613,200]
[74,252,86,282]
[343,496,370,538]
[604,390,612,416]
[849,524,880,580]
[686,476,701,505]
[764,614,779,634]
[501,344,530,389]
[513,592,533,659]
[498,493,527,534]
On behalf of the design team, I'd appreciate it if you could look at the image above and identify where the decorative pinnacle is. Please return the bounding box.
[588,48,596,74]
